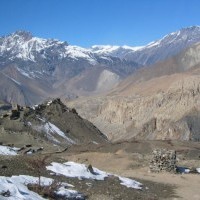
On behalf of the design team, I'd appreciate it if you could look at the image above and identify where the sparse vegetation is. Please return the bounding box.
[27,155,50,187]
[28,180,62,199]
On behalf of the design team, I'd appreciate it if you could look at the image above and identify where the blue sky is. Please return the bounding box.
[0,0,200,47]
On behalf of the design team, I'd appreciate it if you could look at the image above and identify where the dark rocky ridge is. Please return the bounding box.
[0,99,108,150]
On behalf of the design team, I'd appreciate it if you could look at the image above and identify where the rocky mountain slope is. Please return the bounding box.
[91,45,144,59]
[1,26,200,105]
[0,31,139,105]
[95,26,200,66]
[0,98,107,151]
[68,42,200,141]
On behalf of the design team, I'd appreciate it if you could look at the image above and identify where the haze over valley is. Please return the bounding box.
[1,1,200,199]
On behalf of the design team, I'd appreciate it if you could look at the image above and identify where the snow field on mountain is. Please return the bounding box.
[28,117,75,144]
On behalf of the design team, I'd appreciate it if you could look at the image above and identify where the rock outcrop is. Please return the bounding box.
[68,43,200,141]
[0,99,108,148]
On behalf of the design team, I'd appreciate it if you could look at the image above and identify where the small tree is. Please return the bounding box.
[28,155,50,187]
[27,156,68,199]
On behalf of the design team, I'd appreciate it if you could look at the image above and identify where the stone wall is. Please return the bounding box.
[149,149,176,173]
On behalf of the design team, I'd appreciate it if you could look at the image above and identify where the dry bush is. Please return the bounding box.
[28,180,62,199]
[27,155,69,199]
[27,155,50,187]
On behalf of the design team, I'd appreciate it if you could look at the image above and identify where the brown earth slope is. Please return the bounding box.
[68,43,200,141]
[0,99,108,151]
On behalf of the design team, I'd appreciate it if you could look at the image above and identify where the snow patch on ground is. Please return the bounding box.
[16,68,41,79]
[29,122,60,144]
[56,186,84,199]
[118,176,142,189]
[92,141,98,145]
[47,162,109,181]
[46,100,52,106]
[0,175,84,200]
[0,145,20,155]
[176,167,190,173]
[46,161,142,189]
[196,168,200,173]
[0,175,52,200]
[43,122,75,144]
[1,72,21,85]
[16,67,33,79]
[176,166,200,174]
[29,117,75,144]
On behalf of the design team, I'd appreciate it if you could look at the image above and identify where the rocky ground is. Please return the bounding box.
[0,99,107,150]
[0,140,200,199]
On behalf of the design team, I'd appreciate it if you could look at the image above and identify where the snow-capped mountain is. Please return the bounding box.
[0,26,200,105]
[0,31,140,105]
[0,30,139,71]
[0,31,68,62]
[90,45,144,59]
[90,26,200,66]
[0,31,101,65]
[124,26,200,65]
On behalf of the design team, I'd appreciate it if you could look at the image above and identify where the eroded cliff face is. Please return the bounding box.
[68,43,200,141]
[180,42,200,70]
[68,74,200,141]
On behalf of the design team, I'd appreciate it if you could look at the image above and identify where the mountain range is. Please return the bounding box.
[1,26,200,105]
[69,38,200,141]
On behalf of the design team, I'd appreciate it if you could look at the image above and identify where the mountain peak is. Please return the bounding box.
[161,26,200,41]
[176,26,200,35]
[11,30,33,41]
[181,25,200,30]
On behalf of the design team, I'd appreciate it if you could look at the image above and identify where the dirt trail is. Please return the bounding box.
[64,152,200,200]
[123,168,200,200]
